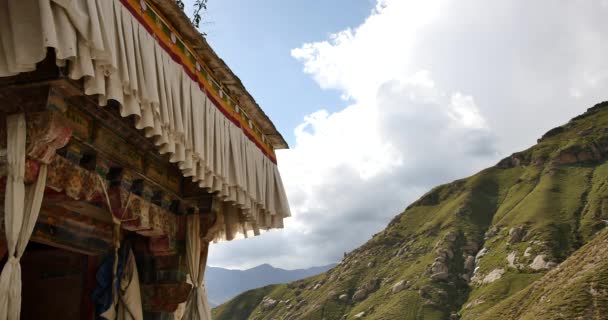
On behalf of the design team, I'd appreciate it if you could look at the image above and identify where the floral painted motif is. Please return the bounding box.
[122,195,151,232]
[41,153,179,239]
[26,112,72,164]
[46,156,71,193]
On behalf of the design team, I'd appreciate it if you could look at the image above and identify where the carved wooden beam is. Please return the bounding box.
[32,206,113,255]
[132,236,190,312]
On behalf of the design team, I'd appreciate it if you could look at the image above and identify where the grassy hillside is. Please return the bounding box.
[213,102,608,320]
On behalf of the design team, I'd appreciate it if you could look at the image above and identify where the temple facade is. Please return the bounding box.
[0,0,290,319]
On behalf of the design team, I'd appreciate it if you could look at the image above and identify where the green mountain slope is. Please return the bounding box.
[213,102,608,320]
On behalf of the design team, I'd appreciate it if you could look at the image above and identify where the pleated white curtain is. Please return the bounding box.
[0,114,49,320]
[184,214,212,320]
[0,0,291,240]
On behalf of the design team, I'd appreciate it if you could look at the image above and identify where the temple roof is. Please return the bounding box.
[148,0,289,150]
[0,0,291,241]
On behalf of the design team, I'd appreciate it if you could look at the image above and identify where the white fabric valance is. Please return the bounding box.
[0,0,290,239]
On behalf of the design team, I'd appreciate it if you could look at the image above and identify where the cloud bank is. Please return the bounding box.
[208,0,608,269]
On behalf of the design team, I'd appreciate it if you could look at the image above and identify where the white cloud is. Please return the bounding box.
[208,0,608,269]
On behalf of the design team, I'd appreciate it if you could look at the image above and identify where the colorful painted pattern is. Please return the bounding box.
[120,0,278,163]
[45,155,179,240]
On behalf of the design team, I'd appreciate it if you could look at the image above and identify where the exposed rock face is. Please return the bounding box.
[473,268,505,284]
[395,245,408,257]
[529,255,546,270]
[539,126,566,141]
[391,280,410,293]
[352,278,381,302]
[524,247,533,257]
[445,231,457,242]
[464,255,475,272]
[430,258,450,281]
[354,311,365,318]
[475,248,488,262]
[364,278,380,292]
[464,298,485,310]
[261,297,278,310]
[496,154,525,168]
[508,227,525,244]
[338,294,349,301]
[555,145,604,165]
[530,255,556,270]
[507,251,517,268]
[431,271,449,281]
[436,247,454,260]
[418,285,433,298]
[430,241,458,282]
[352,289,368,302]
[484,268,505,284]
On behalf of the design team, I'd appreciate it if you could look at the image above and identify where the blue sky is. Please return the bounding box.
[183,0,608,270]
[192,0,374,145]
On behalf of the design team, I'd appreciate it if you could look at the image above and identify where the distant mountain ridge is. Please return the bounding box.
[213,102,608,319]
[206,263,336,307]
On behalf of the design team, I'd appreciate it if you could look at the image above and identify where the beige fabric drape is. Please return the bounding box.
[99,247,143,320]
[184,214,212,320]
[117,248,144,320]
[0,114,48,320]
[0,0,290,241]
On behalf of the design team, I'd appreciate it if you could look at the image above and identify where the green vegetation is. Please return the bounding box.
[212,285,278,320]
[213,102,608,320]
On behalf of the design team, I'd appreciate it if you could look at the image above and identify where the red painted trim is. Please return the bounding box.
[119,0,277,164]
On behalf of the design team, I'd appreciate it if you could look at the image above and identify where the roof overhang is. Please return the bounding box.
[148,0,289,149]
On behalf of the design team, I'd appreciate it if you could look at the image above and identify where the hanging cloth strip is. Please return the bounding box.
[0,114,48,320]
[97,176,144,320]
[183,214,212,320]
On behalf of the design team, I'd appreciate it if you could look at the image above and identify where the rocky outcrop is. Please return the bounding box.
[261,297,278,310]
[429,232,461,282]
[508,227,525,244]
[352,289,367,302]
[555,147,602,164]
[507,251,517,268]
[464,255,475,273]
[484,227,499,240]
[475,248,488,262]
[430,259,450,281]
[529,255,557,270]
[538,126,566,141]
[473,268,505,284]
[352,278,381,302]
[391,280,410,294]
